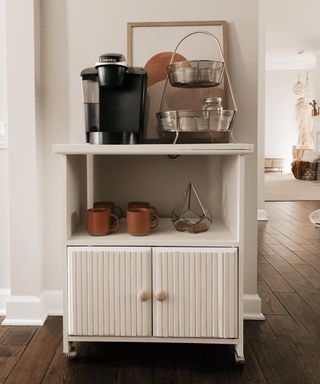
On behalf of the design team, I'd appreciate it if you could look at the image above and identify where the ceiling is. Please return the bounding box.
[265,0,320,69]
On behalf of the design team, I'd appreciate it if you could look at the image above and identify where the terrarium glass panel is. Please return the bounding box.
[171,182,212,233]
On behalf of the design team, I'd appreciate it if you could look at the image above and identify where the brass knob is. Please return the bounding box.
[155,291,168,302]
[138,290,151,302]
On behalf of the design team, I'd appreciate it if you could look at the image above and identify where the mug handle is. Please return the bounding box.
[150,205,158,216]
[110,214,120,233]
[114,205,123,219]
[150,214,159,230]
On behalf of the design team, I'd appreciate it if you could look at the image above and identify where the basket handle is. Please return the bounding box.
[159,30,238,113]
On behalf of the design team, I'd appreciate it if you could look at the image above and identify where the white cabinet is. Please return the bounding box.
[67,246,238,340]
[153,247,238,339]
[68,247,152,337]
[54,143,254,363]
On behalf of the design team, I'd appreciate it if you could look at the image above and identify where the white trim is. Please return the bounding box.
[2,319,44,326]
[1,291,263,324]
[43,290,63,316]
[244,313,265,321]
[0,289,11,315]
[257,209,268,221]
[2,290,63,325]
[243,293,264,320]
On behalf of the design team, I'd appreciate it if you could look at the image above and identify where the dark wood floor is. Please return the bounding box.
[1,201,320,383]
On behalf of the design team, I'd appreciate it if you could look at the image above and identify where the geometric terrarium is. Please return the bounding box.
[171,182,213,233]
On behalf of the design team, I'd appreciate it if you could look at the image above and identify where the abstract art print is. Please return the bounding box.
[127,21,227,141]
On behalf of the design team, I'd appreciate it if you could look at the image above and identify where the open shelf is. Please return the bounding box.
[53,143,254,156]
[67,218,239,247]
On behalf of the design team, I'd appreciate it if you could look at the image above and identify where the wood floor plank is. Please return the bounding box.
[258,263,294,293]
[240,339,266,383]
[0,345,25,383]
[42,341,88,384]
[294,250,320,272]
[291,336,320,384]
[1,327,37,346]
[293,263,320,289]
[4,317,62,384]
[0,328,8,344]
[257,281,288,315]
[265,313,320,383]
[244,319,276,340]
[267,243,305,265]
[276,292,320,339]
[268,233,306,253]
[248,336,313,384]
[263,251,320,315]
[264,314,310,340]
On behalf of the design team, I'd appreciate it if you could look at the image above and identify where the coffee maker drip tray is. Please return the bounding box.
[89,132,138,145]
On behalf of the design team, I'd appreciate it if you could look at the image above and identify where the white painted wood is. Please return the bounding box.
[153,247,238,338]
[58,148,252,359]
[54,143,254,156]
[68,335,240,344]
[68,218,239,247]
[236,156,245,360]
[68,247,152,336]
[66,155,87,240]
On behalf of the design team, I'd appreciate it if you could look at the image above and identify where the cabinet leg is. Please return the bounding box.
[65,341,77,359]
[234,344,245,365]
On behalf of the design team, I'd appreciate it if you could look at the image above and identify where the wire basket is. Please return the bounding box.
[168,60,224,88]
[157,31,238,144]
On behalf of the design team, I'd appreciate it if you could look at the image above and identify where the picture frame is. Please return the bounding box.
[127,21,228,141]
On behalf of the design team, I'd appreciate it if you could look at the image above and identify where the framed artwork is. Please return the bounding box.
[127,21,228,141]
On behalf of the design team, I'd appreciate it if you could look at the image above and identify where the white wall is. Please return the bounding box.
[4,0,261,322]
[6,0,43,296]
[257,0,267,220]
[265,69,317,170]
[316,56,320,98]
[0,0,10,306]
[40,0,260,310]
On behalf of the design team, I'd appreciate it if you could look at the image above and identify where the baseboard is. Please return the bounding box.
[2,290,263,324]
[243,293,264,320]
[257,209,268,221]
[0,289,11,316]
[1,290,63,326]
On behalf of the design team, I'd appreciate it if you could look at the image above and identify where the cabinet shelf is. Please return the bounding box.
[67,218,238,247]
[53,143,253,156]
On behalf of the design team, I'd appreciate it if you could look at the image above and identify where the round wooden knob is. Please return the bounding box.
[138,290,151,302]
[155,291,168,302]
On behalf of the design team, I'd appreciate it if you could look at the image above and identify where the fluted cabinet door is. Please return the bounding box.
[68,247,152,336]
[153,247,238,338]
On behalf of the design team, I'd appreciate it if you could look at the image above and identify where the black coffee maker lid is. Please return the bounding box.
[95,53,127,67]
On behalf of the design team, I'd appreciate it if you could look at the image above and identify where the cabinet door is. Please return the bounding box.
[153,247,238,338]
[68,247,152,337]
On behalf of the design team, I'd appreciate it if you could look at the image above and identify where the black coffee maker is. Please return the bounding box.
[81,53,147,144]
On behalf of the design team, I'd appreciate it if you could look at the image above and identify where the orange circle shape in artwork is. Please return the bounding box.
[145,52,187,87]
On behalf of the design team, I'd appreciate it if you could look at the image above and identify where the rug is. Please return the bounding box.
[264,172,320,201]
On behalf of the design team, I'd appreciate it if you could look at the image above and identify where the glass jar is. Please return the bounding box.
[202,97,223,118]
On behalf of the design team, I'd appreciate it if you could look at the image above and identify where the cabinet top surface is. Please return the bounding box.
[53,143,254,155]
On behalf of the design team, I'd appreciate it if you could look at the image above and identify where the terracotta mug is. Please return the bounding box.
[126,207,159,236]
[93,201,123,219]
[127,201,158,226]
[87,208,119,236]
